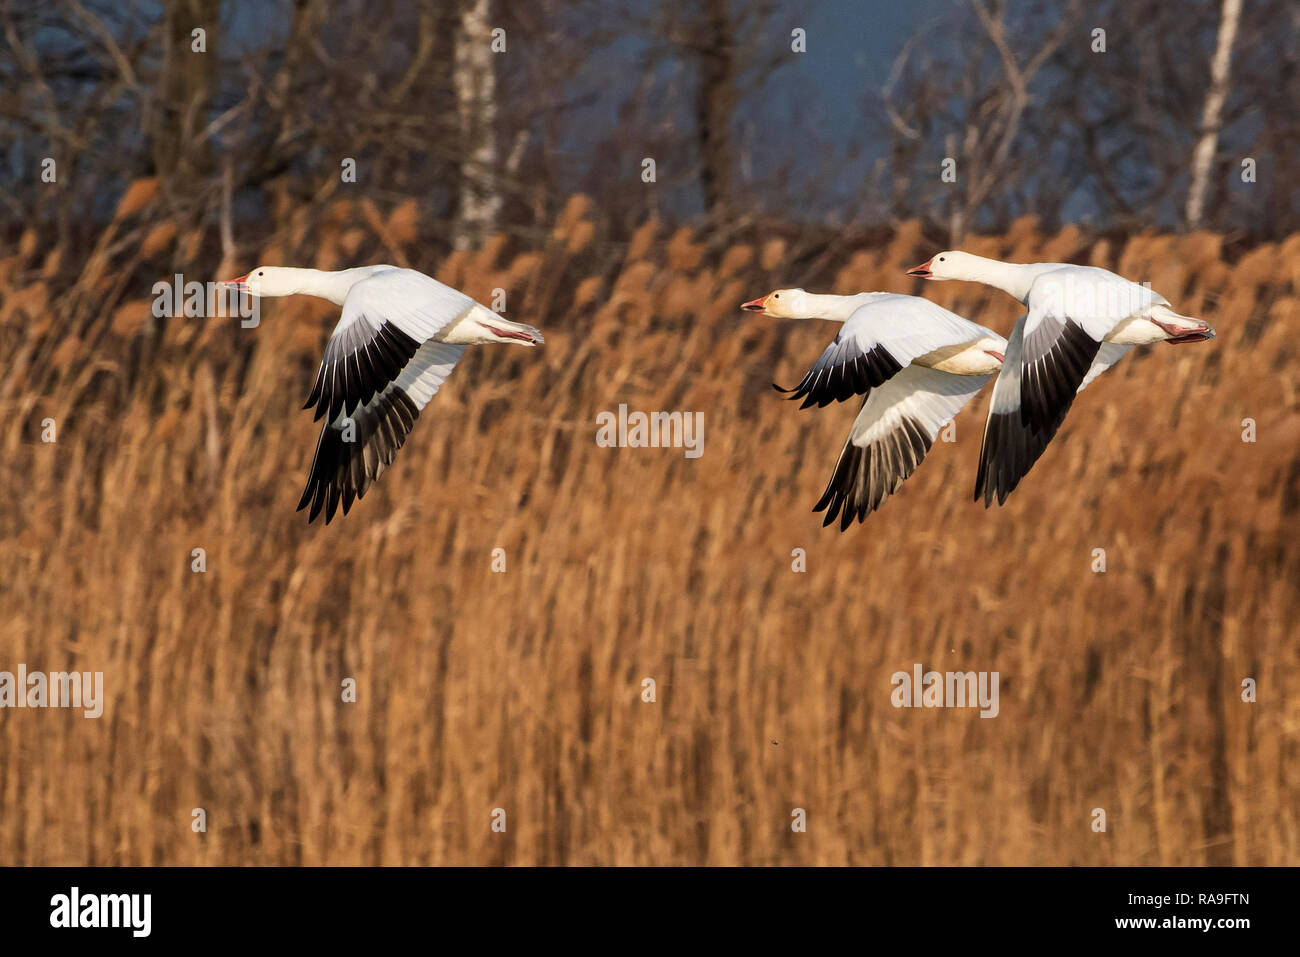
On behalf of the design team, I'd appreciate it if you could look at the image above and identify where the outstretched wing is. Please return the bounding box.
[777,294,999,409]
[814,364,993,529]
[298,341,467,524]
[1020,267,1159,434]
[304,268,474,423]
[975,315,1051,506]
[975,320,1135,506]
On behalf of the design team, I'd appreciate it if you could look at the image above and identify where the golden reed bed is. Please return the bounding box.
[1,190,1296,865]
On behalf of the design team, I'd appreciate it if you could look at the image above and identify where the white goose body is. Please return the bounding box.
[907,252,1215,505]
[741,288,1006,528]
[221,265,543,524]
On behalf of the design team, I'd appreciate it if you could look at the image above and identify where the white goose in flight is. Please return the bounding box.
[906,252,1215,505]
[741,289,1006,528]
[221,265,544,524]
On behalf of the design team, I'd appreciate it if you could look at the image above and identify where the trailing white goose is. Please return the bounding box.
[221,265,544,524]
[907,252,1215,504]
[741,289,1005,528]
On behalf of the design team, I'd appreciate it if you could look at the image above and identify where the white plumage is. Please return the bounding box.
[220,264,544,523]
[908,252,1215,504]
[742,288,1005,527]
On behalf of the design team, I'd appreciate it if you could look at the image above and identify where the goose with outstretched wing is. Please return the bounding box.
[220,265,544,524]
[742,289,1005,528]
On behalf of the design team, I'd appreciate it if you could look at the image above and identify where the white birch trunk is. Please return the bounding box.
[453,0,500,250]
[1185,0,1243,229]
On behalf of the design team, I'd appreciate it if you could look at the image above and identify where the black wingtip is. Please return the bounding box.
[782,343,902,409]
[974,405,1066,508]
[298,385,424,527]
[811,414,933,529]
[1020,319,1100,435]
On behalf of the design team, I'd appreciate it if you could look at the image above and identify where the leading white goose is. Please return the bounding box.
[906,252,1215,504]
[220,265,544,524]
[741,289,1006,528]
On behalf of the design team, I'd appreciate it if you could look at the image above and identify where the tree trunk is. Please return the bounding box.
[693,0,735,219]
[153,0,221,192]
[452,0,500,250]
[1185,0,1243,229]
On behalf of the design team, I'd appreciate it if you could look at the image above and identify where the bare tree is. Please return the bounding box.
[153,0,221,195]
[868,0,1300,238]
[2,0,1297,251]
[873,0,1080,239]
[954,0,1077,241]
[453,0,501,249]
[1185,0,1242,229]
[692,0,737,218]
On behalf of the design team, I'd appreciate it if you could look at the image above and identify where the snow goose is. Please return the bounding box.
[742,289,1006,527]
[906,252,1215,504]
[221,265,544,524]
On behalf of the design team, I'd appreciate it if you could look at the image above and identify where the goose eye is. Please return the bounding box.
[939,257,945,262]
[257,270,264,276]
[774,293,780,299]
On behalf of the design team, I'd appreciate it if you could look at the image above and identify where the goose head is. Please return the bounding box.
[906,250,982,282]
[740,288,809,318]
[220,266,302,298]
